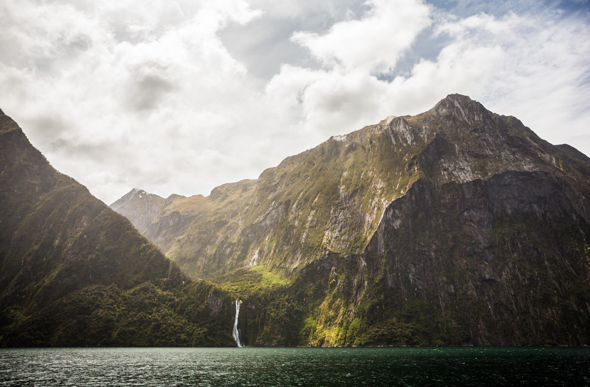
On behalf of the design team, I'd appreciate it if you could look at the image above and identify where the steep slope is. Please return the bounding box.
[113,117,435,278]
[0,109,235,347]
[290,169,590,346]
[113,95,590,346]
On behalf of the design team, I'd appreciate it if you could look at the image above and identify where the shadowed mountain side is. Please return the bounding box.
[0,111,235,347]
[295,171,590,346]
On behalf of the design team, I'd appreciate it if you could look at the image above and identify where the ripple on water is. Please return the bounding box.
[0,347,589,386]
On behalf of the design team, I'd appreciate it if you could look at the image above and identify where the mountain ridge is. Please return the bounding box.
[0,109,236,347]
[111,94,590,346]
[113,94,590,279]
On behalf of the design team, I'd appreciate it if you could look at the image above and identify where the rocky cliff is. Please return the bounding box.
[113,94,590,346]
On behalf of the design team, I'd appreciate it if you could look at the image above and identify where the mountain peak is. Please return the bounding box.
[111,93,588,279]
[424,93,489,126]
[110,188,167,236]
[443,93,474,103]
[131,188,147,198]
[435,93,478,110]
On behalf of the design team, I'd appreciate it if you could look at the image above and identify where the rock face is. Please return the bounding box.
[114,94,590,346]
[304,171,590,346]
[0,110,235,347]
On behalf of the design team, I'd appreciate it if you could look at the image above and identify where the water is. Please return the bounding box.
[0,347,588,386]
[232,300,243,348]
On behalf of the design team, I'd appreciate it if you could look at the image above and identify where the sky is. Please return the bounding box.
[1,0,589,204]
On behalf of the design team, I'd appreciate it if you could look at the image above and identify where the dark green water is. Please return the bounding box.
[0,347,588,386]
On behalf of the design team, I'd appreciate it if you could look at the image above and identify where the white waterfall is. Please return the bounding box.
[232,299,243,347]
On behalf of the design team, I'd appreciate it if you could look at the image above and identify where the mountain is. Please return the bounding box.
[110,188,186,235]
[0,109,235,347]
[113,95,590,346]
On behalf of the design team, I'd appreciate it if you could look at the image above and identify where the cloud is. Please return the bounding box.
[126,69,177,112]
[292,0,431,72]
[270,4,590,152]
[263,0,433,135]
[427,10,590,145]
[248,0,366,20]
[219,0,370,80]
[0,0,589,205]
[0,0,268,203]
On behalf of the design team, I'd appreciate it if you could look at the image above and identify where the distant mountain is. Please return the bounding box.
[110,189,186,236]
[113,95,590,346]
[0,109,234,347]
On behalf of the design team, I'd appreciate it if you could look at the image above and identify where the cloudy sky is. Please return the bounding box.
[1,0,589,204]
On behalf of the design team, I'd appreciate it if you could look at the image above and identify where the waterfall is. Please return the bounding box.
[232,299,243,347]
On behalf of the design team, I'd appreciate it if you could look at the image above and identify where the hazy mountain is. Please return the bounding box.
[110,189,186,236]
[114,95,590,346]
[0,109,234,347]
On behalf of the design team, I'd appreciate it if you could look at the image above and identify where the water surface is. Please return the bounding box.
[1,347,588,386]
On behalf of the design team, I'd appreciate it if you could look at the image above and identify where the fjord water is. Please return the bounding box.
[1,347,588,386]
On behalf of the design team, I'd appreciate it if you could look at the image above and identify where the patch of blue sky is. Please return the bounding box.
[427,0,589,17]
[374,0,590,83]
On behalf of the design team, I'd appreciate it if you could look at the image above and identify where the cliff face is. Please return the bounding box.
[0,111,235,347]
[113,94,590,346]
[292,171,590,347]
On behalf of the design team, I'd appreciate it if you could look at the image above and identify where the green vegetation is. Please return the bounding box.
[2,280,236,347]
[0,111,234,347]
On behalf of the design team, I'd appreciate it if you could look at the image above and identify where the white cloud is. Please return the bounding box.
[0,0,269,203]
[292,0,431,72]
[248,0,365,20]
[0,0,589,205]
[264,0,433,136]
[271,5,590,152]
